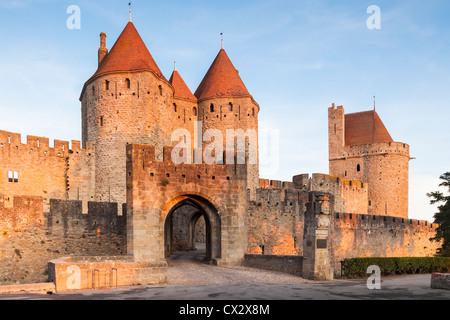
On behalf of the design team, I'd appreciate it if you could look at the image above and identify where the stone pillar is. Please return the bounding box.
[302,192,334,281]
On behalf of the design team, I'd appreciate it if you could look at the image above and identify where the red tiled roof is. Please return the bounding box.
[345,111,393,146]
[89,22,165,81]
[195,49,250,101]
[169,70,197,101]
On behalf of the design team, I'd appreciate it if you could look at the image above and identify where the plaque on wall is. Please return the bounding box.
[317,239,327,249]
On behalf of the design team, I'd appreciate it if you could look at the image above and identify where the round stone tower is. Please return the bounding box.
[80,22,176,207]
[194,48,260,195]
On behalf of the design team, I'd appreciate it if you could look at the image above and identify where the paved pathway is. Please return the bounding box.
[1,245,449,301]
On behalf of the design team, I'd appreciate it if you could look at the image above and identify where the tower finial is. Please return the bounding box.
[129,2,132,22]
[221,32,223,49]
[373,96,376,111]
[174,61,177,71]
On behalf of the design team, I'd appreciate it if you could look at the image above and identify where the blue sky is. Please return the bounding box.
[0,0,449,222]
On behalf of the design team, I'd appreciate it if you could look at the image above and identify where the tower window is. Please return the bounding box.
[173,103,177,112]
[126,78,131,89]
[99,116,104,127]
[105,80,110,91]
[193,107,197,116]
[8,171,13,183]
[159,85,163,96]
[252,108,255,117]
[229,103,233,112]
[210,104,214,113]
[357,164,361,172]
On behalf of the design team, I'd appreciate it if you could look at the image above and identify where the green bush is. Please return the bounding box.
[341,257,450,278]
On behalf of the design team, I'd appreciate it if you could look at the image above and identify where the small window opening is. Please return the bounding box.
[173,103,177,112]
[8,171,13,183]
[229,103,233,112]
[126,78,131,89]
[193,107,197,116]
[99,116,104,127]
[357,164,361,172]
[210,104,214,113]
[105,80,110,90]
[13,171,18,183]
[159,85,163,96]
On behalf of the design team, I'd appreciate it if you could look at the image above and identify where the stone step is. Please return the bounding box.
[0,283,55,295]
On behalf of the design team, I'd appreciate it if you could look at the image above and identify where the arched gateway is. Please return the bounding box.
[164,196,221,263]
[126,144,248,267]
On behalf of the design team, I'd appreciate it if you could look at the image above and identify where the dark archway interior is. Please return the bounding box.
[164,197,221,263]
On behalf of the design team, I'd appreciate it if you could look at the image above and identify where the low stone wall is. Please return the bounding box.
[244,254,303,276]
[48,256,167,292]
[431,273,450,290]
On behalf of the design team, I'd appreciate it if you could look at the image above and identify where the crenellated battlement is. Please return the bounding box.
[0,130,88,157]
[334,212,438,230]
[294,173,367,191]
[127,144,248,184]
[259,179,295,189]
[332,141,410,160]
[46,199,126,236]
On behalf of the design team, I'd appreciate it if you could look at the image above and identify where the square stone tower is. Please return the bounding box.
[328,104,410,218]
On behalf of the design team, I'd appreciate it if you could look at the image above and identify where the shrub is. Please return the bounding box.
[341,257,450,278]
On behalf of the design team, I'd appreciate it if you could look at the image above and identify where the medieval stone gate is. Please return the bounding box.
[126,144,249,267]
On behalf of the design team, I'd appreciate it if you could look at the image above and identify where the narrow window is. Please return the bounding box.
[357,164,361,172]
[229,103,233,112]
[92,86,95,96]
[193,107,197,116]
[13,171,18,183]
[99,116,104,127]
[334,124,337,134]
[8,171,13,183]
[252,107,255,117]
[173,103,177,112]
[126,78,131,89]
[159,85,163,96]
[105,80,110,91]
[210,104,214,113]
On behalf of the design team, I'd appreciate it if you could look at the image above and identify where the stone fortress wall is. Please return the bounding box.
[0,20,441,286]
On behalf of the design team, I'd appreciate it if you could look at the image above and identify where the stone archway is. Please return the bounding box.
[163,196,221,263]
[126,144,248,267]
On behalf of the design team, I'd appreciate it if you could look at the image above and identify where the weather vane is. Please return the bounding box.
[129,2,132,22]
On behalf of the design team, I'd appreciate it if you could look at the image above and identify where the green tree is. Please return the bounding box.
[427,172,450,257]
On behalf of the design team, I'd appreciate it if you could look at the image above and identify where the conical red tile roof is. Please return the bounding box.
[169,69,197,101]
[90,22,165,81]
[195,49,250,101]
[345,111,393,146]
